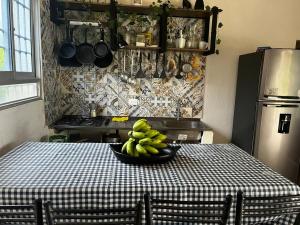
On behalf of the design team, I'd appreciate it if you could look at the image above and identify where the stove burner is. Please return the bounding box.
[56,117,81,126]
[54,116,103,128]
[80,118,94,126]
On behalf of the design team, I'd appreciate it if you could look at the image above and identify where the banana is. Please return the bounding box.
[133,120,151,132]
[151,139,162,144]
[139,137,152,145]
[133,120,147,132]
[144,145,160,155]
[141,124,151,132]
[154,134,167,142]
[151,142,168,149]
[126,138,135,156]
[145,129,160,138]
[128,131,133,138]
[121,140,129,153]
[137,118,148,123]
[136,144,148,155]
[132,131,146,139]
[133,148,140,157]
[129,137,136,142]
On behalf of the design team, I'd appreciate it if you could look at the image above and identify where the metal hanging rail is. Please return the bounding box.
[69,21,100,27]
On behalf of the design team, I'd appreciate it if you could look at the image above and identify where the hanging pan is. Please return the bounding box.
[59,22,76,59]
[59,28,82,67]
[76,28,96,65]
[94,28,113,68]
[94,51,113,68]
[94,28,110,59]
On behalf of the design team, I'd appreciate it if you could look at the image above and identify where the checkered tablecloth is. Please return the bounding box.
[0,142,299,225]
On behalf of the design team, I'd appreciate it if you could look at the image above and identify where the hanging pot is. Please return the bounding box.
[59,23,76,59]
[59,28,82,67]
[194,0,204,10]
[94,51,113,68]
[76,28,96,65]
[94,27,114,68]
[94,28,110,59]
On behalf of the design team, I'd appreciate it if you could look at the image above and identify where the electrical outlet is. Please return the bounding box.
[178,134,188,141]
[128,98,139,106]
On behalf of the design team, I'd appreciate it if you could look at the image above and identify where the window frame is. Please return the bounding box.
[0,0,42,109]
[0,0,41,85]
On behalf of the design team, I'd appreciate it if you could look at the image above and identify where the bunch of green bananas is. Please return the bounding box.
[121,119,168,157]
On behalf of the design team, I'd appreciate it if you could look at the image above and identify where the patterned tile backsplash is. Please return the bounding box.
[41,0,206,125]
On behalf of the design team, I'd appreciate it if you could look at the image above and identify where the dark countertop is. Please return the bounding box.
[51,116,212,132]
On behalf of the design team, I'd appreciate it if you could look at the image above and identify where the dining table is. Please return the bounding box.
[0,142,299,224]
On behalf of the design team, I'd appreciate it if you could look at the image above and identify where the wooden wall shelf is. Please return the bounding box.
[167,48,208,53]
[169,8,211,19]
[122,46,160,51]
[55,1,212,18]
[50,0,222,55]
[122,46,209,54]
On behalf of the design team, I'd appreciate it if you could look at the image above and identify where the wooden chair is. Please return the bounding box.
[0,199,43,225]
[235,190,300,225]
[144,192,232,225]
[44,201,142,225]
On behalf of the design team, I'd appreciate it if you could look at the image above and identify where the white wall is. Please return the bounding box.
[203,0,300,143]
[0,100,49,156]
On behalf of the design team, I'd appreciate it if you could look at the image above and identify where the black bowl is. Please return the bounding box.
[109,144,181,165]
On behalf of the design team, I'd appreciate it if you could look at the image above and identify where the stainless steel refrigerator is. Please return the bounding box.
[232,49,300,184]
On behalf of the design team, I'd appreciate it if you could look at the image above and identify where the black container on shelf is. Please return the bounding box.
[194,0,205,10]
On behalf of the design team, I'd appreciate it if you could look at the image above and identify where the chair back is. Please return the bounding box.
[44,201,142,225]
[235,190,300,225]
[0,199,43,225]
[144,192,232,225]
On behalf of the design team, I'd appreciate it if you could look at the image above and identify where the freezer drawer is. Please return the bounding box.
[254,102,300,184]
[260,49,300,100]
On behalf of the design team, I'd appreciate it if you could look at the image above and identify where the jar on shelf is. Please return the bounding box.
[167,35,174,48]
[175,30,186,49]
[132,0,142,6]
[136,34,146,47]
[124,28,131,45]
[191,25,199,48]
[128,27,136,46]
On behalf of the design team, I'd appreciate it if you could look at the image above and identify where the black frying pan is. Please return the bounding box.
[76,28,96,64]
[94,51,113,68]
[59,28,82,67]
[94,28,110,59]
[94,28,113,68]
[59,23,76,59]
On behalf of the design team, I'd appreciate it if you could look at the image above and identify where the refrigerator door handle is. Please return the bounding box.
[263,104,299,108]
[264,95,300,100]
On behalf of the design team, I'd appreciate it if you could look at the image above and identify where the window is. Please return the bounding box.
[0,0,40,107]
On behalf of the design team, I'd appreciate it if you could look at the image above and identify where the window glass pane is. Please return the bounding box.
[13,0,33,72]
[24,0,30,8]
[26,53,32,71]
[15,51,21,71]
[21,52,26,71]
[0,0,12,71]
[0,83,38,105]
[25,8,31,38]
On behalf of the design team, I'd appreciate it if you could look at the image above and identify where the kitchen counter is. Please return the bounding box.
[0,142,299,224]
[52,115,212,131]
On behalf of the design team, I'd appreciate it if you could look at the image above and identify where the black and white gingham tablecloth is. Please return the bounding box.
[0,142,299,224]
